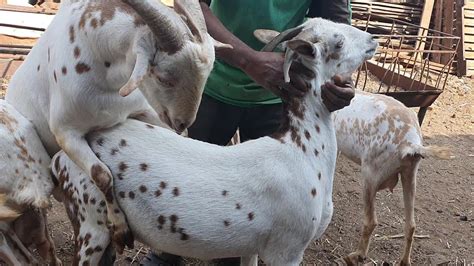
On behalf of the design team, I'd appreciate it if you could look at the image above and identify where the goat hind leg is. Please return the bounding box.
[54,129,134,253]
[399,160,419,266]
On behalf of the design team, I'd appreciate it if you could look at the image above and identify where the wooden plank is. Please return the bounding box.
[458,0,468,75]
[415,0,435,51]
[441,0,455,63]
[433,0,444,62]
[0,4,56,15]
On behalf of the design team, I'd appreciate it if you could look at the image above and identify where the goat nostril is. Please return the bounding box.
[173,120,187,133]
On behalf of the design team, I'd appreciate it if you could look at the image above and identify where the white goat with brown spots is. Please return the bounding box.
[331,91,451,266]
[52,18,378,265]
[6,0,226,252]
[0,100,61,265]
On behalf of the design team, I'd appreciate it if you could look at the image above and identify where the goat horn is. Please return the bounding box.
[122,0,185,54]
[173,0,206,43]
[261,26,304,52]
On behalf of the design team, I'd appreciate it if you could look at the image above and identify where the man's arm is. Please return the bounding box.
[199,2,313,98]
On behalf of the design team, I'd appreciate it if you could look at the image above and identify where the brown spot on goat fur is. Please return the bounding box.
[314,149,319,157]
[146,124,155,129]
[76,63,91,74]
[85,248,94,256]
[90,18,98,28]
[118,191,125,198]
[170,214,178,223]
[62,66,67,75]
[304,130,311,140]
[74,46,81,58]
[223,220,230,227]
[311,188,317,197]
[139,185,147,193]
[160,181,167,189]
[83,193,89,204]
[140,163,148,171]
[96,137,104,146]
[128,191,135,199]
[315,125,320,133]
[37,65,40,71]
[117,173,124,180]
[110,148,119,155]
[155,190,162,197]
[53,71,57,82]
[248,212,254,221]
[104,61,111,68]
[118,162,128,172]
[236,203,241,210]
[222,190,228,196]
[172,187,179,196]
[318,172,322,180]
[90,164,110,191]
[69,25,75,43]
[119,139,127,147]
[158,215,166,225]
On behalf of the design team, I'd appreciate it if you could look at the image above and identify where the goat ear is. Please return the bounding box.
[287,39,316,58]
[254,29,280,44]
[119,53,149,97]
[211,36,233,51]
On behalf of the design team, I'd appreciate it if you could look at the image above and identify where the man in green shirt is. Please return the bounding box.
[142,0,352,265]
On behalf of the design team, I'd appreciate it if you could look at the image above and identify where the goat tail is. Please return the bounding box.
[402,145,455,160]
[0,194,21,222]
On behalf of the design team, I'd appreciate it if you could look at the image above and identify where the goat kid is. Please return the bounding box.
[52,18,377,265]
[332,91,452,266]
[6,0,226,252]
[0,100,60,265]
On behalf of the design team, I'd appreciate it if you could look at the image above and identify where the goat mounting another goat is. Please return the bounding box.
[52,18,377,265]
[6,0,226,252]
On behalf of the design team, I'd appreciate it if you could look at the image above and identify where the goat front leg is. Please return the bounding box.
[399,162,418,266]
[344,180,378,265]
[53,128,134,253]
[1,227,38,265]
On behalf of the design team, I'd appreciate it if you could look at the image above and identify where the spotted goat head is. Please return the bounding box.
[119,0,231,133]
[255,18,377,92]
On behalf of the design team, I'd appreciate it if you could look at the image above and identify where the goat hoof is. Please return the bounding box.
[112,225,134,254]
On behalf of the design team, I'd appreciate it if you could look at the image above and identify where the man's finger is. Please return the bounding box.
[324,81,355,100]
[281,83,305,97]
[321,84,351,112]
[289,74,311,93]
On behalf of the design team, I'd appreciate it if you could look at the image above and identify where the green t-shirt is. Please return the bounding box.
[205,0,312,107]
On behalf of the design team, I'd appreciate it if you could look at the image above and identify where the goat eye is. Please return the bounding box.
[336,40,344,49]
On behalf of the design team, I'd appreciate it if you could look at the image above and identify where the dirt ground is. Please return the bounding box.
[0,74,472,265]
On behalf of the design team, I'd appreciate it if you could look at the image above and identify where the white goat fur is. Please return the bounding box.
[6,0,216,251]
[0,100,60,265]
[52,18,377,265]
[332,91,451,265]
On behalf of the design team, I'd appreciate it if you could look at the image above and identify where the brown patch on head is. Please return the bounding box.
[76,62,91,74]
[247,212,254,221]
[172,187,180,197]
[140,163,148,172]
[311,188,317,197]
[139,185,147,193]
[74,46,81,58]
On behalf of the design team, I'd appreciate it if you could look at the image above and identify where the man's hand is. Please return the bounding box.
[243,51,315,98]
[321,75,355,112]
